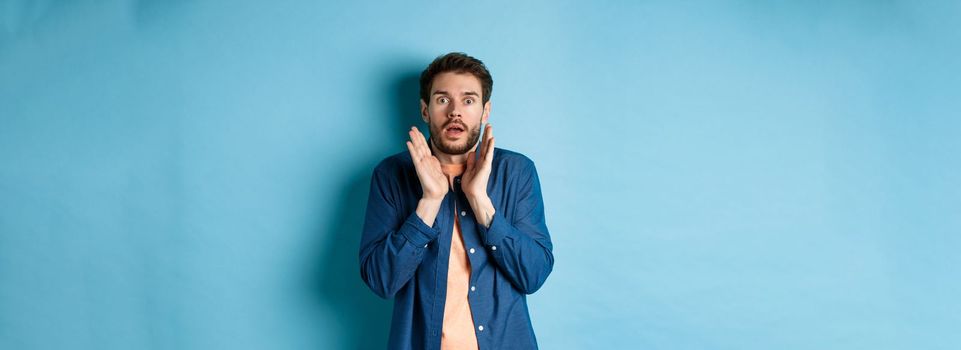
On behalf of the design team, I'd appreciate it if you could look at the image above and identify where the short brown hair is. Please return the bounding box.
[419,52,493,105]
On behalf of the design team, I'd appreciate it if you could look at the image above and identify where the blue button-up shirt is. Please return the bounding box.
[359,144,554,349]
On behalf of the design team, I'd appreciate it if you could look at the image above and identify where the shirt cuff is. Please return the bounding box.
[477,210,510,247]
[400,211,441,247]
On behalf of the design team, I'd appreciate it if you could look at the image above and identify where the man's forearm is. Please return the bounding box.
[467,194,495,228]
[415,198,443,227]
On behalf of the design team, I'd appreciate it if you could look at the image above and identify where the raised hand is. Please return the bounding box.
[462,124,495,199]
[406,126,448,201]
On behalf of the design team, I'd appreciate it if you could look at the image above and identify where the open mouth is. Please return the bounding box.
[444,124,466,138]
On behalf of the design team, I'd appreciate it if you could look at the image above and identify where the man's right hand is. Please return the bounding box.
[406,126,447,227]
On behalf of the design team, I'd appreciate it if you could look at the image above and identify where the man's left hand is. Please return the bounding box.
[463,124,496,227]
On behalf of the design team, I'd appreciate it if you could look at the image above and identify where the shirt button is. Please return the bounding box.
[491,245,497,251]
[460,210,467,217]
[424,243,428,248]
[478,325,484,332]
[469,248,475,254]
[471,286,476,292]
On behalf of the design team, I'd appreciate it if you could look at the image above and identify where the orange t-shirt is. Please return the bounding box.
[439,162,478,350]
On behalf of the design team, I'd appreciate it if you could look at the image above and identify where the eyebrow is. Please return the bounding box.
[432,90,480,97]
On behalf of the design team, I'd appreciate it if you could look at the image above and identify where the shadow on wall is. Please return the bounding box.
[311,65,424,349]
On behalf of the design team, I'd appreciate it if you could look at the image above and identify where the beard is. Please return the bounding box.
[429,120,482,155]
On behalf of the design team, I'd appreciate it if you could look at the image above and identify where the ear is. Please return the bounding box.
[482,100,491,124]
[420,99,429,124]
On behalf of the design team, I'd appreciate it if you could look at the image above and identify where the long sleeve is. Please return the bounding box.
[477,161,555,294]
[360,149,550,349]
[358,168,440,299]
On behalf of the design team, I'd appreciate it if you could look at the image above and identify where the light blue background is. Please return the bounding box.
[2,0,959,349]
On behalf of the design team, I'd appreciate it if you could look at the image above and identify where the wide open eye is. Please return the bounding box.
[437,97,449,104]
[464,98,474,105]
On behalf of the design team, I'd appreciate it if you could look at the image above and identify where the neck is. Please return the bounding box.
[430,139,470,165]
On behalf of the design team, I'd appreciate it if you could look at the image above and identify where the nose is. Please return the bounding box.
[447,102,463,119]
[447,109,462,119]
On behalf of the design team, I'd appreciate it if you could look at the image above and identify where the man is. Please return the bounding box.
[359,52,554,350]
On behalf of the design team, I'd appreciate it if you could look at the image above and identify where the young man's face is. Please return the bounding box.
[421,72,491,155]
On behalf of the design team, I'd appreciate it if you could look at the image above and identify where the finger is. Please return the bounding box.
[413,126,430,150]
[484,137,495,167]
[485,124,493,141]
[419,129,434,158]
[412,127,431,159]
[476,125,488,157]
[484,124,493,150]
[408,129,424,159]
[407,141,421,166]
[466,150,476,171]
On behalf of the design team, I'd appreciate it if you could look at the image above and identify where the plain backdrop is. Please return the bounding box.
[1,0,959,349]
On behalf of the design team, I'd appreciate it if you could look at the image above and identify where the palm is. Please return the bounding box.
[462,124,495,198]
[407,127,448,200]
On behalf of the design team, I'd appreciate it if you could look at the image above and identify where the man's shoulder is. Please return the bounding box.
[493,147,536,170]
[372,150,414,175]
